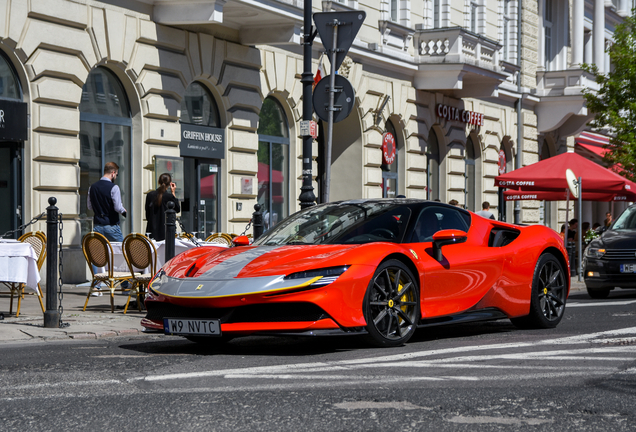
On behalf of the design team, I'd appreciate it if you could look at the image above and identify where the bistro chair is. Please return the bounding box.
[205,233,233,246]
[1,231,47,317]
[81,232,133,313]
[121,233,157,313]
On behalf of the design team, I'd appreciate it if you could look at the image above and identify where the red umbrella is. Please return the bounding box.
[495,152,636,194]
[200,174,216,199]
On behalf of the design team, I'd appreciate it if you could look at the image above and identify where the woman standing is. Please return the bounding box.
[145,173,181,241]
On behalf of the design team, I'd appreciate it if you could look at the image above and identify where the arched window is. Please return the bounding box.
[0,52,21,100]
[382,120,399,198]
[465,137,477,211]
[181,82,220,127]
[257,97,289,231]
[79,68,132,236]
[427,129,440,201]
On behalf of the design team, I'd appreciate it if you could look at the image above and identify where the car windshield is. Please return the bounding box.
[254,201,413,246]
[611,206,636,230]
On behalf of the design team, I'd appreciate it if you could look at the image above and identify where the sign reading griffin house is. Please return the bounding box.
[180,123,225,158]
[0,99,28,141]
[436,104,484,126]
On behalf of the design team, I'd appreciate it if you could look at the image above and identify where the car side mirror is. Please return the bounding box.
[232,235,250,246]
[432,229,467,261]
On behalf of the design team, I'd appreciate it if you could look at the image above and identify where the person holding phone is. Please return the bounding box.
[145,173,181,241]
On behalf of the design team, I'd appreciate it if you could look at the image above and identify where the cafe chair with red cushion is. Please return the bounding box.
[1,231,47,317]
[81,232,133,313]
[121,233,157,314]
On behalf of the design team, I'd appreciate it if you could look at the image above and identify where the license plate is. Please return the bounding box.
[620,264,636,273]
[163,318,221,336]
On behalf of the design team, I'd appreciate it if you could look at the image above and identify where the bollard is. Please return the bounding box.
[44,197,59,328]
[165,201,176,262]
[252,204,264,240]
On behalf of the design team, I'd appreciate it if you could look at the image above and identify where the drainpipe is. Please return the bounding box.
[514,0,523,225]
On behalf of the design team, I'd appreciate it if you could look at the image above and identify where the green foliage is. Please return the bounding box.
[582,12,636,181]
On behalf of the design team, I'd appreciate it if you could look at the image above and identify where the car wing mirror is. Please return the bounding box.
[432,229,467,261]
[232,235,250,246]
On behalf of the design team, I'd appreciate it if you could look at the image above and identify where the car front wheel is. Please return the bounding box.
[363,260,420,347]
[511,253,567,329]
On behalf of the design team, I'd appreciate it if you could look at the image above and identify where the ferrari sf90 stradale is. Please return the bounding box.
[142,199,569,347]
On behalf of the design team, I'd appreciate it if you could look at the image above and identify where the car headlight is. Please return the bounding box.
[284,266,349,287]
[585,248,606,259]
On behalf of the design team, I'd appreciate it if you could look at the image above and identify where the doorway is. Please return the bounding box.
[181,158,221,238]
[0,142,22,238]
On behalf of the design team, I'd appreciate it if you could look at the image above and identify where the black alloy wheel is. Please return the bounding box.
[511,253,567,329]
[363,260,420,347]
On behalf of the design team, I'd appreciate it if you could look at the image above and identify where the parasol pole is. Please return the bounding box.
[564,188,569,248]
[578,177,582,281]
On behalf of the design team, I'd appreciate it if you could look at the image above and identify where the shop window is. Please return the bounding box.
[181,82,220,127]
[465,137,477,211]
[427,128,440,201]
[79,67,132,237]
[382,120,399,198]
[257,97,290,231]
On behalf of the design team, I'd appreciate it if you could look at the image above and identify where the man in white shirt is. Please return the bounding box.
[475,201,495,220]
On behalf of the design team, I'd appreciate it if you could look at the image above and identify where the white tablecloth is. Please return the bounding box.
[97,238,227,274]
[0,241,41,292]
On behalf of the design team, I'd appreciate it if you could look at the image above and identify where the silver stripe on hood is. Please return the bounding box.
[197,246,284,280]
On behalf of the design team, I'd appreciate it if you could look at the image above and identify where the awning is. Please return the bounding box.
[503,189,634,202]
[575,131,609,159]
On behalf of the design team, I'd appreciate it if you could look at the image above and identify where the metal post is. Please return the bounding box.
[514,0,523,225]
[578,177,582,281]
[252,204,264,240]
[44,197,59,328]
[299,0,316,209]
[165,201,176,262]
[323,20,339,204]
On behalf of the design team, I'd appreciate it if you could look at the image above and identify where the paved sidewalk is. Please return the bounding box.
[0,278,588,345]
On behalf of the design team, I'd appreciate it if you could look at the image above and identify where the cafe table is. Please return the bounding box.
[0,239,42,315]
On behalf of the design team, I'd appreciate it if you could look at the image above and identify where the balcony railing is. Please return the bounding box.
[414,26,502,73]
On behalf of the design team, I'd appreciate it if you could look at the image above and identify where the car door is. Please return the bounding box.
[406,206,505,317]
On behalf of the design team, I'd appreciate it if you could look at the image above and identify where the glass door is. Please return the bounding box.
[181,158,219,238]
[0,143,21,238]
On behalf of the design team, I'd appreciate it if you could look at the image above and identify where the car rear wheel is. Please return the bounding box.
[511,253,567,329]
[363,260,420,347]
[586,287,610,299]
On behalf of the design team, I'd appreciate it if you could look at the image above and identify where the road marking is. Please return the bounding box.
[447,415,552,425]
[567,300,636,307]
[334,401,430,410]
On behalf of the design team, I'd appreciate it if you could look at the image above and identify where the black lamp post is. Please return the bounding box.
[299,0,316,209]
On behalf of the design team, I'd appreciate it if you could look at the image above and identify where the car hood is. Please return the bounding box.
[593,229,636,249]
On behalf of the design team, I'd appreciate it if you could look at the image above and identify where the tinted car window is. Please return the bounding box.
[611,206,636,230]
[410,206,471,242]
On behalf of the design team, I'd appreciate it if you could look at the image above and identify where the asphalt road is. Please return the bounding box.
[1,289,636,432]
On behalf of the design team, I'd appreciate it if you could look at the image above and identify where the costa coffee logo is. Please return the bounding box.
[382,132,396,165]
[436,104,484,126]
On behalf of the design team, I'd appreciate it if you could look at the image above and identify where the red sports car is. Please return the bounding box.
[142,199,570,347]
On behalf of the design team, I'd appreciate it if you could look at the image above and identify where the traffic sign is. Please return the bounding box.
[313,11,366,71]
[312,75,355,123]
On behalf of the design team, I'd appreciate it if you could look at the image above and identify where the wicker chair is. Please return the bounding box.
[81,232,133,313]
[1,231,47,317]
[205,233,233,246]
[121,233,157,313]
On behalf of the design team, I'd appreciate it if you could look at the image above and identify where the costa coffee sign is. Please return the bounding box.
[382,132,396,165]
[436,104,484,126]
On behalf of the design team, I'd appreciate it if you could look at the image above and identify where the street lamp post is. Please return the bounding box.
[299,0,316,209]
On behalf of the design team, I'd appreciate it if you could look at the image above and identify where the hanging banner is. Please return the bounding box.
[381,132,396,165]
[498,149,507,175]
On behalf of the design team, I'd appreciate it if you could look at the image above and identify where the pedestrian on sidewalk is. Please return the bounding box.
[87,161,127,242]
[145,173,181,241]
[475,201,495,220]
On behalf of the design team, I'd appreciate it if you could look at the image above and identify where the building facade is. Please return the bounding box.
[0,0,631,282]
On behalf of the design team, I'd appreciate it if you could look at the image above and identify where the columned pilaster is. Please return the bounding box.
[593,0,605,73]
[571,0,584,67]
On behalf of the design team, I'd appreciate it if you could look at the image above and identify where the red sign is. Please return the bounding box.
[436,104,484,126]
[498,149,506,175]
[310,121,318,139]
[382,132,396,165]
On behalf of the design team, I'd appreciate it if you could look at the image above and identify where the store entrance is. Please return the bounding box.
[181,158,220,238]
[0,142,22,238]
